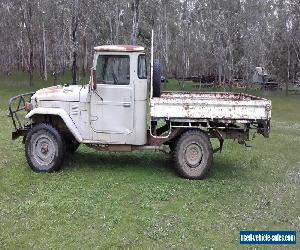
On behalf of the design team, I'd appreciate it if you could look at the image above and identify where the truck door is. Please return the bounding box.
[90,54,134,134]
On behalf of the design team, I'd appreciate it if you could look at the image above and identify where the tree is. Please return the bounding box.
[131,0,140,45]
[71,0,79,85]
[20,0,35,86]
[0,0,299,86]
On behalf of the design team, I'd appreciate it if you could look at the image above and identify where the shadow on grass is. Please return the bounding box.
[211,157,239,180]
[63,148,239,180]
[63,150,176,176]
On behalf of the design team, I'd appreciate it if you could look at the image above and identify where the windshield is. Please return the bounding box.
[96,55,130,85]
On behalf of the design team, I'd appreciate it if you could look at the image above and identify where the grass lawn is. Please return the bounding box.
[0,73,299,249]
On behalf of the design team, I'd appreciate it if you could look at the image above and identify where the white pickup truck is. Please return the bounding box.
[9,45,271,179]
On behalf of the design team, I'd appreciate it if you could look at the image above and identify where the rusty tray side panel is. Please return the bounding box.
[150,92,272,121]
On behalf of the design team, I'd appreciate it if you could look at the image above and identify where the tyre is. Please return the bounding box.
[66,139,80,154]
[25,123,65,172]
[153,59,161,97]
[174,130,213,179]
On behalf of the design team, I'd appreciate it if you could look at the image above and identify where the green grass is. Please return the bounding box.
[1,73,300,249]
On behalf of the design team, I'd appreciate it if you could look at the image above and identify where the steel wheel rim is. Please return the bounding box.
[184,143,203,167]
[32,134,56,166]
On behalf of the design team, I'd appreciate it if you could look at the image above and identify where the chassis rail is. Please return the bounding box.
[8,92,35,139]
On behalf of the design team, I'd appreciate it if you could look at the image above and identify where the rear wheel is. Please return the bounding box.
[25,123,65,172]
[174,130,213,179]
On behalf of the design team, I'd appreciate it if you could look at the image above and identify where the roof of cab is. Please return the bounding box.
[94,45,145,52]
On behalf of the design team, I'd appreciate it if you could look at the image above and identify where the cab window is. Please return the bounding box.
[96,55,130,85]
[138,54,147,79]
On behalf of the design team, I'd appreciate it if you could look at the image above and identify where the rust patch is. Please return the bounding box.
[36,86,63,95]
[159,91,262,101]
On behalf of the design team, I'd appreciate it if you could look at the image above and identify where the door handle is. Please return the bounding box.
[123,102,131,107]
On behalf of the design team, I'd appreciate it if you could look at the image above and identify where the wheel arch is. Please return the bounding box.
[26,108,83,143]
[165,127,209,145]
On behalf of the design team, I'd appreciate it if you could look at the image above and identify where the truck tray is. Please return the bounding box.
[150,91,271,122]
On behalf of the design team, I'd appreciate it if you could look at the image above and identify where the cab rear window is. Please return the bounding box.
[138,54,147,79]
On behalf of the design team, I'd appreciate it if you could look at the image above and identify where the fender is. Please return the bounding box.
[26,108,83,142]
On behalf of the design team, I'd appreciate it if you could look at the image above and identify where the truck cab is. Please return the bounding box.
[21,45,149,146]
[88,45,148,145]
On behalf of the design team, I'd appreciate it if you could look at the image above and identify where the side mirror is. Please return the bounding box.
[90,68,97,90]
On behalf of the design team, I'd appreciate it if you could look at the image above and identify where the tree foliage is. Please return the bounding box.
[0,0,299,83]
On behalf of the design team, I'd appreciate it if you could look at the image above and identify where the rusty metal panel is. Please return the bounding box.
[33,85,81,102]
[150,92,271,121]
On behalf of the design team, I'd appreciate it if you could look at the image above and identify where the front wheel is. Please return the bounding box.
[25,123,65,172]
[174,130,213,179]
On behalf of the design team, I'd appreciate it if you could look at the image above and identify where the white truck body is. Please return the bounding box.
[10,45,272,147]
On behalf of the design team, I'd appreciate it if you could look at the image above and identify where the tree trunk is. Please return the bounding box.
[71,47,77,85]
[62,28,66,75]
[164,5,168,73]
[27,27,34,86]
[218,64,222,84]
[286,44,290,96]
[22,2,34,86]
[20,28,25,72]
[130,0,140,45]
[108,13,113,44]
[115,4,121,44]
[28,43,33,86]
[42,21,47,81]
[81,31,87,77]
[71,0,79,85]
